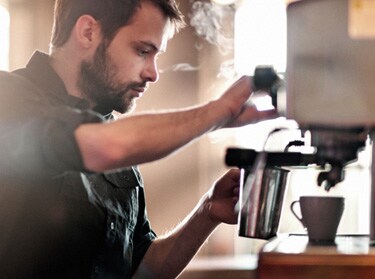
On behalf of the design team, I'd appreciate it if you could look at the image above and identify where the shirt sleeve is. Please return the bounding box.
[0,71,103,178]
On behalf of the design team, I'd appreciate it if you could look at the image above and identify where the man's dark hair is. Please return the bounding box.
[50,0,185,50]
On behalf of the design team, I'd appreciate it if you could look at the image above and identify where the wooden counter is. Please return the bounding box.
[258,234,375,279]
[178,255,257,279]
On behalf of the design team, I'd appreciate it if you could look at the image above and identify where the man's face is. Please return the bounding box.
[78,2,171,114]
[78,42,138,114]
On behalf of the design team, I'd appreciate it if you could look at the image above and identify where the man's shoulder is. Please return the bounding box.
[0,69,43,99]
[0,69,32,86]
[0,70,19,80]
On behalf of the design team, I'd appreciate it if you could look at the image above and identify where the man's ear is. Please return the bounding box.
[74,15,102,49]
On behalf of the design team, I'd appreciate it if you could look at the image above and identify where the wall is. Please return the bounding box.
[8,0,53,70]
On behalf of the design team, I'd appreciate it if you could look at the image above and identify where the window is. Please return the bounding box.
[234,0,287,75]
[0,3,10,71]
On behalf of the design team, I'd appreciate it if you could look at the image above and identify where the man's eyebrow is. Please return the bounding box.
[138,40,165,53]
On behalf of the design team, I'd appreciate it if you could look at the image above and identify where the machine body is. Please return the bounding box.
[286,0,375,241]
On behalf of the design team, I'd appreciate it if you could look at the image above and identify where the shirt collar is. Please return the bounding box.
[24,51,91,110]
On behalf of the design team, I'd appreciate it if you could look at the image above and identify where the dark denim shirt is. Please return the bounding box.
[0,51,156,278]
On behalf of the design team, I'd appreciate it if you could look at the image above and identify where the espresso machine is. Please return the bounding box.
[226,0,375,277]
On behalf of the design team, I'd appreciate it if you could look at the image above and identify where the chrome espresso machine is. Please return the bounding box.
[226,0,375,277]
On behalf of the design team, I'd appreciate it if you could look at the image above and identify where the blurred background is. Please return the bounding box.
[1,0,371,273]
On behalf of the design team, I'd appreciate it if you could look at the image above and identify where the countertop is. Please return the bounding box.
[258,234,375,279]
[178,254,258,279]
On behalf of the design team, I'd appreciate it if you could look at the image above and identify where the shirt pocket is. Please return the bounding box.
[103,167,142,189]
[103,170,139,228]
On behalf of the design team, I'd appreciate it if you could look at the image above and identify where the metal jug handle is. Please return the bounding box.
[290,200,305,227]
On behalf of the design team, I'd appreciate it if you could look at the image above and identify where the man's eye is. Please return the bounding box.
[137,49,149,56]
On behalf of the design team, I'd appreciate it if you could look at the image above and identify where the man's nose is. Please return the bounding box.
[142,60,159,83]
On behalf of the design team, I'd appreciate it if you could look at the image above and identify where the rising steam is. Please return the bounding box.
[160,1,236,78]
[189,1,235,55]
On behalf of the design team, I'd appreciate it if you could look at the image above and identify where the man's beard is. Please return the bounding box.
[77,42,141,114]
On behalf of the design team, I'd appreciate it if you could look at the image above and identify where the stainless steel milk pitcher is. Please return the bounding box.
[238,158,289,240]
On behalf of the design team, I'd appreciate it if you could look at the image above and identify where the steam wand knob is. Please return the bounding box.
[253,66,281,108]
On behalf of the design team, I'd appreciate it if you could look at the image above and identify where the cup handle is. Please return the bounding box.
[290,200,305,227]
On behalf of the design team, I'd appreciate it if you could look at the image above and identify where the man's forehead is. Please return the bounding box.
[120,2,172,53]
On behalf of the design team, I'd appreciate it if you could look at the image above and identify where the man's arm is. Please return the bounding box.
[75,77,276,172]
[132,169,241,279]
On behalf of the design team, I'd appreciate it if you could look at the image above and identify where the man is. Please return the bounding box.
[0,0,275,278]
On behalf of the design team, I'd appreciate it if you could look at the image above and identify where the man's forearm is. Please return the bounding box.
[75,100,230,172]
[133,194,218,279]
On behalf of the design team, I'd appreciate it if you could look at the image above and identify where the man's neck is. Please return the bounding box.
[49,48,87,102]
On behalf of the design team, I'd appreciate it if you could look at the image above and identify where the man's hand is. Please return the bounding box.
[135,169,242,278]
[204,169,241,225]
[217,76,277,128]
